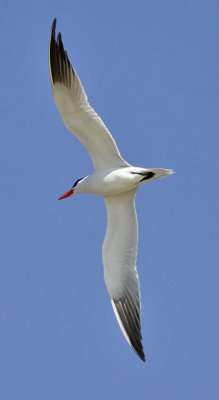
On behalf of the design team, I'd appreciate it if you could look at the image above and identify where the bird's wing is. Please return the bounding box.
[103,190,145,361]
[49,19,130,171]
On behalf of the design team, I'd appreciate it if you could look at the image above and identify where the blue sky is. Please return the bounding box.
[0,0,219,399]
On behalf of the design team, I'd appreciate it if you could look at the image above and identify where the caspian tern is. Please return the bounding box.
[49,18,174,362]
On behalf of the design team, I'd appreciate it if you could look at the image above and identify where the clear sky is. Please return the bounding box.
[0,0,218,399]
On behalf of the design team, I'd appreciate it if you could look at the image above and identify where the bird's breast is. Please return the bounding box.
[83,167,139,196]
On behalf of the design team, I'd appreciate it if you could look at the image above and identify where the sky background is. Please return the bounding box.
[0,1,219,399]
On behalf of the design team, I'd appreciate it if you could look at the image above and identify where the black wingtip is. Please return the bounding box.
[138,349,146,362]
[57,32,61,43]
[49,17,73,87]
[51,18,57,32]
[50,18,57,46]
[112,297,146,362]
[132,339,146,362]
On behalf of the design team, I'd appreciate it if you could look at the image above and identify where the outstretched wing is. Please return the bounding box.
[49,19,129,171]
[103,191,145,361]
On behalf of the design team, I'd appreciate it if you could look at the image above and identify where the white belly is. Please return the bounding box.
[81,167,140,196]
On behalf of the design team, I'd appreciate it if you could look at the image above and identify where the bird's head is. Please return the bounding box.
[58,177,85,200]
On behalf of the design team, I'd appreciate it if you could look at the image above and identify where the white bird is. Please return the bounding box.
[49,19,174,362]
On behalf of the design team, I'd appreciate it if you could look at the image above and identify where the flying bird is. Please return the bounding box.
[49,18,174,362]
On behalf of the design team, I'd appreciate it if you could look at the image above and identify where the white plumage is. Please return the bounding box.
[49,19,174,361]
